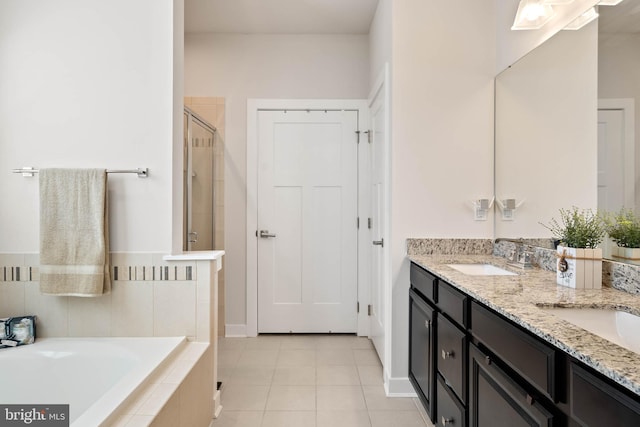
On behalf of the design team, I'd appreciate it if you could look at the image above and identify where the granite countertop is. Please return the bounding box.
[409,254,640,396]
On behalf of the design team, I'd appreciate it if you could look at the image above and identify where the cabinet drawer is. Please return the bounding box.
[438,315,467,403]
[437,279,468,327]
[469,344,554,427]
[411,263,437,304]
[570,362,640,426]
[470,302,556,401]
[437,375,466,427]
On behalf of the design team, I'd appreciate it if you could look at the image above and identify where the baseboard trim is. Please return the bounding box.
[385,376,418,397]
[225,324,247,337]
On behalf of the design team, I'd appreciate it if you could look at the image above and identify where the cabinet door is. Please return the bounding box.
[409,288,436,422]
[571,362,640,426]
[469,344,554,427]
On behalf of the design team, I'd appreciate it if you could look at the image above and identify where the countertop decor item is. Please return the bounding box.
[0,315,36,348]
[604,208,640,265]
[541,207,605,289]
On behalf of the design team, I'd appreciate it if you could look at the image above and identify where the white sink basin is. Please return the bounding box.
[446,264,517,276]
[539,307,640,354]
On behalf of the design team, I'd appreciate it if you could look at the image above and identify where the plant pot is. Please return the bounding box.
[556,245,602,289]
[612,246,640,266]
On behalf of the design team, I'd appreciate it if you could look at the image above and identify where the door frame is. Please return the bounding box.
[247,99,370,337]
[367,63,392,386]
[598,98,635,209]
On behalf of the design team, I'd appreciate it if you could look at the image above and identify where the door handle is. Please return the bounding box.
[188,231,198,243]
[259,230,277,238]
[442,350,455,360]
[372,238,384,247]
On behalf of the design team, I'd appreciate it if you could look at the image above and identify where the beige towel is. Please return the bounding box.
[39,169,111,296]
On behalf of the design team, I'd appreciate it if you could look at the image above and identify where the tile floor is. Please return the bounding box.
[213,334,434,427]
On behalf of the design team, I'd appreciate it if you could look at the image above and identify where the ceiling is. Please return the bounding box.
[184,0,379,34]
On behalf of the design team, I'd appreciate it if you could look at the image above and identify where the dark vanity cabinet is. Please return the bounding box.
[409,266,437,422]
[409,263,469,426]
[409,262,640,427]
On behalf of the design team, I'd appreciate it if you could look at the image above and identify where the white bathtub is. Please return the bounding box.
[0,336,186,426]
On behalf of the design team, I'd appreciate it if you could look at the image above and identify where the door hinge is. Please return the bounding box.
[357,217,360,229]
[368,218,372,229]
[355,130,361,144]
[357,302,360,313]
[363,130,372,143]
[367,304,372,316]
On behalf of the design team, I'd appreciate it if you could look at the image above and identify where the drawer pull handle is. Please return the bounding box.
[442,350,455,359]
[441,416,454,425]
[425,320,431,329]
[485,356,491,365]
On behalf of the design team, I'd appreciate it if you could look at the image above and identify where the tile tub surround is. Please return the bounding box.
[409,254,640,396]
[0,252,224,341]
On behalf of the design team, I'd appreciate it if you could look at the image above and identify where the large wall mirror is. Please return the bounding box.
[494,0,639,262]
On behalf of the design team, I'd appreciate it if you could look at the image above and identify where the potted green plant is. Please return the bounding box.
[603,208,640,265]
[541,207,605,289]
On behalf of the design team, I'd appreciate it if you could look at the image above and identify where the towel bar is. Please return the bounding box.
[12,167,149,178]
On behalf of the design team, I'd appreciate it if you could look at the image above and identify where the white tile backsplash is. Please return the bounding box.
[0,282,26,317]
[68,292,113,336]
[24,282,69,337]
[111,281,154,337]
[153,281,197,337]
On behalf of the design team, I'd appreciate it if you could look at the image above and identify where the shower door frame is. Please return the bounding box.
[184,106,218,251]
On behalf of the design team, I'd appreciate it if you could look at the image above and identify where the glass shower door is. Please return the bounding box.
[184,108,216,251]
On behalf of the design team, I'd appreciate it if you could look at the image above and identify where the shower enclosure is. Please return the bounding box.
[183,107,217,251]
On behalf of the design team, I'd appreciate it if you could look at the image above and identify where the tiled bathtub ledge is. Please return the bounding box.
[408,253,640,396]
[109,342,212,426]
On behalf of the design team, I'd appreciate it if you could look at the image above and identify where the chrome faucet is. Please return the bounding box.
[495,238,533,268]
[510,241,533,269]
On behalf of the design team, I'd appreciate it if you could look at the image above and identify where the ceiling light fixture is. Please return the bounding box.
[512,0,555,30]
[563,7,599,30]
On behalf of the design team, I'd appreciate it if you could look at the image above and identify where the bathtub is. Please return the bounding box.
[0,336,186,426]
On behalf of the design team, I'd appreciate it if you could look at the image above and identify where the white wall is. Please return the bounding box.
[0,0,180,253]
[599,33,640,212]
[388,0,496,387]
[184,33,370,329]
[495,22,598,238]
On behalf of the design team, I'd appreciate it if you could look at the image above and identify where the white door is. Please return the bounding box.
[597,108,627,213]
[368,67,389,363]
[257,110,358,333]
[598,106,635,259]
